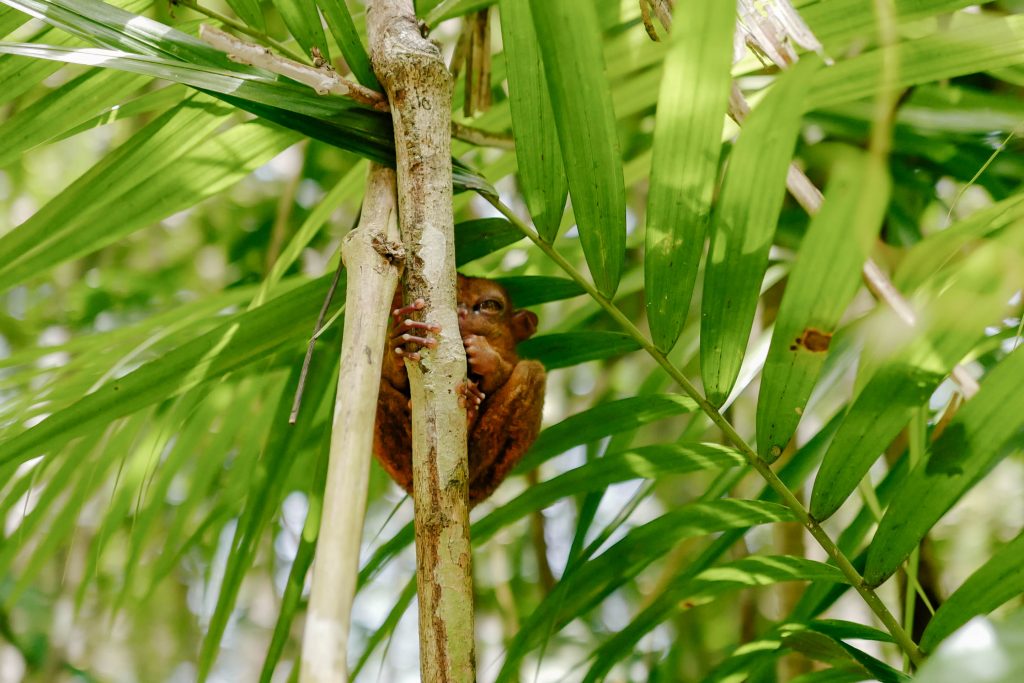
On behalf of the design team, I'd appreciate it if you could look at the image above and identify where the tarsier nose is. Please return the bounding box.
[457,303,468,318]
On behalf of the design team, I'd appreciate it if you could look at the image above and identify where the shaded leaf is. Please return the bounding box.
[921,530,1024,653]
[494,276,584,307]
[811,230,1024,521]
[499,0,566,240]
[269,0,329,61]
[518,331,641,370]
[0,273,344,469]
[645,0,734,351]
[319,0,378,89]
[518,394,697,471]
[865,344,1024,585]
[701,59,818,406]
[497,500,796,682]
[757,151,889,460]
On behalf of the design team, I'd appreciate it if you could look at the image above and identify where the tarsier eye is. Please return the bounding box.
[476,299,504,313]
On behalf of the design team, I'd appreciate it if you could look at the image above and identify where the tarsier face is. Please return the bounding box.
[456,275,538,347]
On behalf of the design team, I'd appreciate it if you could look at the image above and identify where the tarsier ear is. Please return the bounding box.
[511,309,539,341]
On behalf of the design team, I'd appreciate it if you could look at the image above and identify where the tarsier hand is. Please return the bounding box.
[373,275,546,505]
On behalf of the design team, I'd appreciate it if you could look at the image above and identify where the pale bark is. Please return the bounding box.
[199,24,388,110]
[300,164,402,683]
[367,2,476,682]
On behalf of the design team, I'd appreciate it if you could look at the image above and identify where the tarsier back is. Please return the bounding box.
[373,275,546,505]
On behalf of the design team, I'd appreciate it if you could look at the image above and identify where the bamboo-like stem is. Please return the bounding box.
[485,195,925,667]
[300,164,402,683]
[368,2,476,682]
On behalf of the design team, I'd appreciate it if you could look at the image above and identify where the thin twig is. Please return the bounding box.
[289,253,347,424]
[200,24,389,110]
[451,121,514,149]
[173,0,305,63]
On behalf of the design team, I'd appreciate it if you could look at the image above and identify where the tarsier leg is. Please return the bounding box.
[458,380,486,425]
[467,360,546,505]
[373,378,414,495]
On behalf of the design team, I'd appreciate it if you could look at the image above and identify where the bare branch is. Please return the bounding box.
[367,1,476,682]
[200,24,389,110]
[300,164,402,683]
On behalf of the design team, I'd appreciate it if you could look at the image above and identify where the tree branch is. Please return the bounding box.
[300,164,402,683]
[367,1,476,682]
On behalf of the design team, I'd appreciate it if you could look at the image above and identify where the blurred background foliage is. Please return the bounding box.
[0,0,1023,681]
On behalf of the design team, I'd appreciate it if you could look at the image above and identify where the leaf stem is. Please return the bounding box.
[173,0,306,63]
[485,194,925,667]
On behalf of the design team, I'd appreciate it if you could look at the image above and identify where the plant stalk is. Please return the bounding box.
[486,194,925,667]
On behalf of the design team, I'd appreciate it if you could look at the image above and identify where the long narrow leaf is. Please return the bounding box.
[865,344,1024,585]
[810,229,1024,521]
[498,0,566,240]
[920,530,1024,653]
[701,59,818,406]
[269,0,329,61]
[0,273,344,469]
[645,0,734,352]
[757,151,889,460]
[528,0,625,296]
[319,0,378,89]
[495,500,796,682]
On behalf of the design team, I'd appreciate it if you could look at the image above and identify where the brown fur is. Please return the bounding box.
[373,275,546,505]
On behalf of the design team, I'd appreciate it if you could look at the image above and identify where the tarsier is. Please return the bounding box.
[373,275,546,505]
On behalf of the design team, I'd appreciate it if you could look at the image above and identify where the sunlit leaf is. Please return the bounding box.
[645,0,734,352]
[528,0,625,296]
[701,58,818,406]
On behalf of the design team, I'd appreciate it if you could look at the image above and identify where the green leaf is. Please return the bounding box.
[920,530,1024,653]
[0,102,299,291]
[0,68,146,166]
[3,0,247,69]
[359,395,702,583]
[782,630,909,683]
[492,276,584,307]
[496,500,796,682]
[518,331,640,369]
[644,0,734,352]
[806,14,1024,110]
[454,218,524,265]
[701,59,819,406]
[913,610,1024,683]
[476,443,744,542]
[0,43,365,118]
[864,344,1024,585]
[0,273,344,469]
[528,0,625,296]
[810,231,1024,521]
[198,345,337,681]
[225,0,265,32]
[757,151,890,460]
[319,0,378,89]
[0,0,494,193]
[498,0,566,240]
[3,416,148,608]
[895,193,1024,292]
[260,427,333,682]
[518,394,697,471]
[269,0,329,61]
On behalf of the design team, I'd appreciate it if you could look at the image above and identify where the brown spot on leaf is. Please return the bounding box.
[794,328,832,352]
